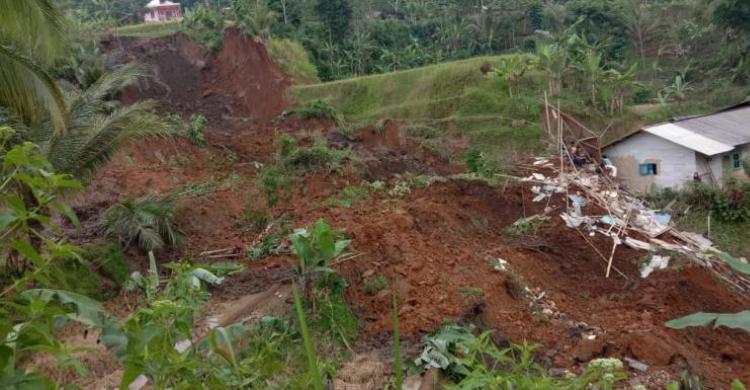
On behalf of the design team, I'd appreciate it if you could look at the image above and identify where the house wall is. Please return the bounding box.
[604,132,696,192]
[143,5,182,23]
[729,144,750,181]
[696,154,722,186]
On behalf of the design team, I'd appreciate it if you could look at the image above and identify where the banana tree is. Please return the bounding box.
[602,62,639,114]
[575,48,605,106]
[666,250,750,333]
[289,219,351,310]
[535,43,567,95]
[492,56,531,97]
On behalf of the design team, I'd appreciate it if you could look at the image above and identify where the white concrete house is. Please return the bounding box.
[603,102,750,193]
[144,0,183,23]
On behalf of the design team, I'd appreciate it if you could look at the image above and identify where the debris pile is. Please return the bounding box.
[522,157,750,290]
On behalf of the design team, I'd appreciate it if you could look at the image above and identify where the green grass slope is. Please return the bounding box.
[289,55,547,157]
[114,21,181,38]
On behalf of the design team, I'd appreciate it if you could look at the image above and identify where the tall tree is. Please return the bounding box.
[713,0,750,36]
[315,0,353,44]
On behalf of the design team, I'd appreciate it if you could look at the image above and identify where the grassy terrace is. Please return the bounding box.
[113,20,181,38]
[289,55,547,158]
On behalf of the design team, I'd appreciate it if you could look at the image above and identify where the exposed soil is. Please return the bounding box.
[104,28,290,122]
[66,32,750,388]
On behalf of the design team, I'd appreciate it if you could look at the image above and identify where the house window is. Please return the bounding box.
[732,153,742,171]
[639,163,657,176]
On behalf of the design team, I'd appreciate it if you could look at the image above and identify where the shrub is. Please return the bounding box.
[187,114,207,145]
[388,181,411,197]
[415,324,626,387]
[286,139,351,174]
[284,100,340,121]
[51,255,103,298]
[237,203,270,234]
[100,194,185,252]
[182,5,225,51]
[267,38,319,84]
[256,134,354,206]
[257,164,294,207]
[85,242,130,287]
[363,274,387,295]
[326,185,370,208]
[506,215,549,236]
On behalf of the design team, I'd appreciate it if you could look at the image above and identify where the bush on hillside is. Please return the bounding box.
[268,38,319,84]
[255,134,354,206]
[182,5,224,51]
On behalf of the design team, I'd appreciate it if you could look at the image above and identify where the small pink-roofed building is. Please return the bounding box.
[143,0,183,23]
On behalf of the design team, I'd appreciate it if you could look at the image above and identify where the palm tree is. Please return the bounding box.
[22,63,173,179]
[0,0,68,132]
[234,0,277,41]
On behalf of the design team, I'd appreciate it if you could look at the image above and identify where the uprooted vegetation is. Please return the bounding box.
[256,133,355,206]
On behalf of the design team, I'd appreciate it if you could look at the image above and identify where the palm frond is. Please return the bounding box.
[101,195,184,252]
[0,0,66,63]
[0,45,68,133]
[80,62,150,107]
[46,100,172,178]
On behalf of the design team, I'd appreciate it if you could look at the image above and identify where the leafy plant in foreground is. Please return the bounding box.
[666,249,750,333]
[116,253,243,388]
[0,135,82,277]
[289,219,351,307]
[293,283,324,390]
[0,136,110,387]
[415,324,626,388]
[392,288,403,389]
[100,194,184,252]
[21,63,174,179]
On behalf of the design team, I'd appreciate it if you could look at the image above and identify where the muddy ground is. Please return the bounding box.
[63,31,750,388]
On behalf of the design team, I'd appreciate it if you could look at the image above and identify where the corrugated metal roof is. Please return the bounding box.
[146,0,180,8]
[673,105,750,147]
[643,123,734,156]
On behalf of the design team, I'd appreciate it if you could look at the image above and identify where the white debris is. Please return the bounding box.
[532,193,547,202]
[640,255,670,278]
[624,357,649,372]
[493,258,509,272]
[624,237,652,251]
[129,376,149,390]
[532,173,546,181]
[174,339,192,353]
[560,212,592,228]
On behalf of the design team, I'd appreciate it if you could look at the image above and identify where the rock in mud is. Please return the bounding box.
[627,333,675,366]
[573,338,606,362]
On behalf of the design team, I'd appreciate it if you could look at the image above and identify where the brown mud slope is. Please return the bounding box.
[77,34,750,387]
[103,28,289,121]
[78,115,750,388]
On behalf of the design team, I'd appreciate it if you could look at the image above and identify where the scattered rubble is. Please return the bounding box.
[519,156,750,291]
